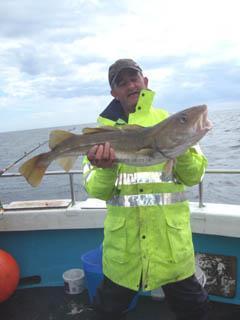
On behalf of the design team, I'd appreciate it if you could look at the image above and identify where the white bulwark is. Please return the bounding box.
[0,199,240,238]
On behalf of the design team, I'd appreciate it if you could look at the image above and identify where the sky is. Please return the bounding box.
[0,0,240,132]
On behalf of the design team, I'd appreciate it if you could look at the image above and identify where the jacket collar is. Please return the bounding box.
[99,99,128,123]
[99,89,155,124]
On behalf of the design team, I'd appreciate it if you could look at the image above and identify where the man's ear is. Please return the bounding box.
[111,88,118,99]
[144,77,149,87]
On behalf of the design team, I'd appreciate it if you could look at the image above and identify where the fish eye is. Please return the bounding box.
[179,113,187,124]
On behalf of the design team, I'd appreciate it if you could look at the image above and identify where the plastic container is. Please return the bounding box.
[81,246,103,302]
[63,268,85,294]
[81,246,138,310]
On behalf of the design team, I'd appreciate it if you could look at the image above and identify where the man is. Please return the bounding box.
[83,59,209,319]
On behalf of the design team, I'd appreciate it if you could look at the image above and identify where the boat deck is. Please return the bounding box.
[1,286,240,320]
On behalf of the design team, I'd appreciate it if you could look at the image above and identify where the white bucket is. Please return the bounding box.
[63,268,85,294]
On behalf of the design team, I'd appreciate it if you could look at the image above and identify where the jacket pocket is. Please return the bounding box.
[165,204,193,263]
[103,216,128,263]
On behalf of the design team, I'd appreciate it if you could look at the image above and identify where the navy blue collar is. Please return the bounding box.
[99,99,128,123]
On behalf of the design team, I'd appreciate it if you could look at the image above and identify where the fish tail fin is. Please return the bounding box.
[19,152,51,187]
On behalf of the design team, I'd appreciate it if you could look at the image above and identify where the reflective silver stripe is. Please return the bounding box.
[107,192,186,207]
[83,162,92,175]
[83,162,94,183]
[116,171,174,186]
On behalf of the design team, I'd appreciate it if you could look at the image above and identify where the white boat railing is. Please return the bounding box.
[1,169,240,208]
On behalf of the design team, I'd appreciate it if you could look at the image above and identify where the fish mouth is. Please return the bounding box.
[196,107,213,133]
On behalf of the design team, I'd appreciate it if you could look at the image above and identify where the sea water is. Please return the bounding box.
[0,109,239,205]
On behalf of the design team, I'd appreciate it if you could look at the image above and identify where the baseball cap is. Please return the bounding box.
[108,59,142,88]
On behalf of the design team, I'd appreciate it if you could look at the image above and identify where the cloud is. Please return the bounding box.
[0,93,111,132]
[0,0,240,132]
[150,59,240,110]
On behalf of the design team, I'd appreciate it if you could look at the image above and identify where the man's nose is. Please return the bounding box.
[127,80,136,89]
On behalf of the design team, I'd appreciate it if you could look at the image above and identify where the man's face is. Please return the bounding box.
[111,69,148,115]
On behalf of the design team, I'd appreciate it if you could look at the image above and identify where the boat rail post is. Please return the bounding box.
[69,173,75,206]
[0,199,4,219]
[198,181,205,208]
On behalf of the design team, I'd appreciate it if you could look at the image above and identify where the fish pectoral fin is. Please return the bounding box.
[49,130,75,150]
[162,159,176,180]
[163,159,176,176]
[136,148,155,157]
[57,156,78,172]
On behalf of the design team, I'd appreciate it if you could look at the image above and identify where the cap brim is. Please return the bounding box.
[110,67,141,88]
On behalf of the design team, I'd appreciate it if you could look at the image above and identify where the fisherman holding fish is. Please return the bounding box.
[19,59,212,319]
[84,59,210,320]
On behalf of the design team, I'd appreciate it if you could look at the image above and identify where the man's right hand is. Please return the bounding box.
[87,142,116,168]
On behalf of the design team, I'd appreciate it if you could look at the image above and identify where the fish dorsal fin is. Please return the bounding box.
[49,130,75,150]
[57,156,78,172]
[82,126,119,134]
[119,124,144,131]
[82,124,144,135]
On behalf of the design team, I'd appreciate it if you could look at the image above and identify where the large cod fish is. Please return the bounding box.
[19,104,212,187]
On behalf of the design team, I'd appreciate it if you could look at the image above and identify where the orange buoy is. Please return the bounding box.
[0,249,20,302]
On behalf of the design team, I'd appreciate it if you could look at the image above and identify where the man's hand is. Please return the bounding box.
[87,142,116,168]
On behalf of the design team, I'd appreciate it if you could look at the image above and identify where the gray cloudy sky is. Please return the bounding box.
[0,0,240,132]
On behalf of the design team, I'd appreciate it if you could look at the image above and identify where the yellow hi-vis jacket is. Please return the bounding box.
[83,89,207,291]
